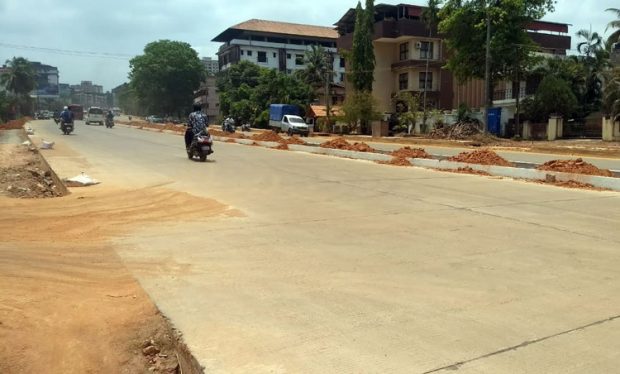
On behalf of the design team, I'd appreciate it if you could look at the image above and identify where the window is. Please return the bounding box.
[273,52,277,58]
[295,54,304,66]
[247,50,253,56]
[399,42,409,61]
[286,69,292,74]
[340,58,345,68]
[419,72,433,90]
[287,53,291,59]
[240,50,244,56]
[257,51,267,63]
[420,41,434,59]
[399,73,408,90]
[340,73,345,82]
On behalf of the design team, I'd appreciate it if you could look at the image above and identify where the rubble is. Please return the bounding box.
[274,143,289,150]
[429,121,483,140]
[446,167,492,176]
[320,137,376,153]
[390,146,432,159]
[251,131,285,142]
[0,148,64,198]
[284,135,307,145]
[378,157,412,167]
[448,149,513,167]
[0,117,32,130]
[537,158,613,177]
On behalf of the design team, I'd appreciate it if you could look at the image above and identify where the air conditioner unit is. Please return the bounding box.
[415,42,422,49]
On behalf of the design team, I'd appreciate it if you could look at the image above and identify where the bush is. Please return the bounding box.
[254,110,270,128]
[531,76,578,120]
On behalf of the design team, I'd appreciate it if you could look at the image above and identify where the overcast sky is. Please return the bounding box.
[1,0,617,91]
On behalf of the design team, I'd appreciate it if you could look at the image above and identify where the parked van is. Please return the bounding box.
[86,107,105,126]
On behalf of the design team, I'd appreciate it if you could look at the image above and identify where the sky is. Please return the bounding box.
[1,0,617,91]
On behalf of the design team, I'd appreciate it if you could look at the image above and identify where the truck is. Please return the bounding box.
[269,104,309,136]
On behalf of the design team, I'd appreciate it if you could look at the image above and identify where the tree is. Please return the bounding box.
[217,61,314,126]
[603,68,620,121]
[129,40,204,117]
[606,8,620,47]
[421,0,442,126]
[439,0,555,105]
[350,1,375,92]
[576,29,603,58]
[340,91,380,131]
[1,57,36,117]
[524,75,577,122]
[392,92,421,134]
[299,45,331,89]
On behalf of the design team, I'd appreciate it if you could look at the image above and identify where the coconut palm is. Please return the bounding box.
[576,29,604,58]
[301,45,332,89]
[606,8,620,47]
[604,68,620,121]
[0,57,36,117]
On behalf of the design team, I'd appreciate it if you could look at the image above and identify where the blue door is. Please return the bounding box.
[487,107,502,136]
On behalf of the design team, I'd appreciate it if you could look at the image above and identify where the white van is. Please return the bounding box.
[86,107,105,126]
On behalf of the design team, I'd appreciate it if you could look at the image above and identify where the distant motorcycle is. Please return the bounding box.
[105,117,114,128]
[222,117,236,133]
[60,120,74,135]
[187,130,213,162]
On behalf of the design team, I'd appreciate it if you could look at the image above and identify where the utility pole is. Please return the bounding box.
[325,53,333,127]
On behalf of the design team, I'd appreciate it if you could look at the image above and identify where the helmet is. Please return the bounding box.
[63,106,68,110]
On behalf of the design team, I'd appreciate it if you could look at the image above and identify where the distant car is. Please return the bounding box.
[86,107,105,126]
[147,115,164,124]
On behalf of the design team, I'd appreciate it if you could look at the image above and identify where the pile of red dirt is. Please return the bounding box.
[448,149,513,167]
[378,157,412,167]
[208,129,246,139]
[251,131,285,142]
[446,167,492,176]
[225,139,236,143]
[537,158,613,177]
[0,117,32,130]
[285,136,306,145]
[274,143,289,150]
[321,137,376,153]
[390,147,432,159]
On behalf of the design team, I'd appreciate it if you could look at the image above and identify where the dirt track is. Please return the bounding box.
[0,185,233,373]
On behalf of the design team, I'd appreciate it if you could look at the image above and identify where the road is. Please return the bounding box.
[31,120,620,373]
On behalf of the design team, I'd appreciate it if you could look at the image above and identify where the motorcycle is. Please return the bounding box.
[241,123,251,132]
[222,118,236,133]
[60,120,74,135]
[105,117,114,128]
[187,130,213,162]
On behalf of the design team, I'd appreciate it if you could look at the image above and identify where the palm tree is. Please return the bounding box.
[421,0,442,131]
[576,29,603,58]
[302,45,334,122]
[604,68,620,121]
[0,57,36,117]
[606,8,620,47]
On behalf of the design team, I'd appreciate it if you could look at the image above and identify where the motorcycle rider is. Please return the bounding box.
[106,110,114,124]
[185,103,209,151]
[59,106,74,128]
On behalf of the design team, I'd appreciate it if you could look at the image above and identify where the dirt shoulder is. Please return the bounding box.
[0,143,234,373]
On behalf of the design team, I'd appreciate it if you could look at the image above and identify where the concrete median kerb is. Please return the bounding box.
[119,126,620,192]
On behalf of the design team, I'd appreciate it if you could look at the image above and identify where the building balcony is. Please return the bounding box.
[391,59,443,71]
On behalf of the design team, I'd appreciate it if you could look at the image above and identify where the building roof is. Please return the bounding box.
[212,19,338,42]
[308,105,343,118]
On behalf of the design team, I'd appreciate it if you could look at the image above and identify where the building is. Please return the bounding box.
[70,80,108,108]
[336,3,571,127]
[193,76,220,120]
[202,57,220,75]
[30,62,59,98]
[212,19,346,85]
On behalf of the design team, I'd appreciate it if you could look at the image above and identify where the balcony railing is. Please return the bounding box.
[493,89,528,101]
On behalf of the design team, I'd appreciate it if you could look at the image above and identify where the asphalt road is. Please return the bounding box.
[32,120,620,373]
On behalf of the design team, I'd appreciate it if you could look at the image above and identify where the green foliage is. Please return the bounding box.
[350,1,375,92]
[341,91,380,130]
[606,8,620,47]
[129,40,205,116]
[604,68,620,121]
[115,83,143,116]
[299,45,333,89]
[254,110,270,128]
[524,76,577,122]
[392,92,420,133]
[216,61,314,124]
[439,0,554,97]
[1,57,36,96]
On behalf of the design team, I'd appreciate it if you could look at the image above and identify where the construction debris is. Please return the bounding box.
[65,173,100,187]
[320,137,376,153]
[448,149,513,167]
[284,135,306,145]
[0,117,32,130]
[446,167,492,176]
[378,157,412,167]
[429,122,482,140]
[390,147,432,159]
[251,131,285,142]
[537,158,613,177]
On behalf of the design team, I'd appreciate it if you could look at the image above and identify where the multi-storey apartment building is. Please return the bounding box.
[336,3,571,120]
[202,57,220,75]
[213,19,346,84]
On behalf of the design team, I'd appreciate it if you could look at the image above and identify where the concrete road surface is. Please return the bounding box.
[31,120,620,373]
